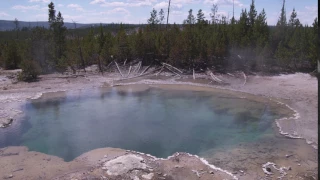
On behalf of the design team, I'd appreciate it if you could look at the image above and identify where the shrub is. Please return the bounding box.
[18,60,41,82]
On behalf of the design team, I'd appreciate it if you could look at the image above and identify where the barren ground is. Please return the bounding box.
[0,66,317,180]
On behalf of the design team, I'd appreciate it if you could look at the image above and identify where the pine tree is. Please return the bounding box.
[248,0,257,28]
[132,28,145,58]
[248,0,257,44]
[29,27,54,72]
[237,9,249,47]
[98,24,105,54]
[183,9,195,25]
[288,8,300,27]
[101,31,113,65]
[277,0,286,27]
[159,9,165,24]
[83,28,98,65]
[273,0,288,66]
[55,11,67,60]
[3,41,22,69]
[47,2,67,70]
[307,18,318,69]
[114,24,130,61]
[253,9,268,48]
[14,18,19,39]
[147,9,159,26]
[287,25,303,69]
[48,2,56,26]
[196,9,205,24]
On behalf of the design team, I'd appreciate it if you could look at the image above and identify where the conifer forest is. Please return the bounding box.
[0,0,318,81]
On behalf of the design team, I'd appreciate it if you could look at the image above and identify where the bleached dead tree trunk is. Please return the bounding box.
[166,0,171,29]
[134,61,142,74]
[114,61,124,77]
[140,65,151,75]
[156,66,164,76]
[127,66,132,77]
[193,69,195,80]
[241,71,247,86]
[209,72,222,83]
[162,63,183,74]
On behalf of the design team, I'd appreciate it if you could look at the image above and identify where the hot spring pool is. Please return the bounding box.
[0,85,290,161]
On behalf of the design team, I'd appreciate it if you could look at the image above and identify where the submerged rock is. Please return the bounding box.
[0,118,13,128]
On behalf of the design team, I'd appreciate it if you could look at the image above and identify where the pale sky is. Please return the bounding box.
[0,0,317,25]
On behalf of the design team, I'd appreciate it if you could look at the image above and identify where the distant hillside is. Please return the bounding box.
[0,20,109,31]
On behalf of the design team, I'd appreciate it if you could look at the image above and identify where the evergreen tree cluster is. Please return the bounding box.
[0,0,318,80]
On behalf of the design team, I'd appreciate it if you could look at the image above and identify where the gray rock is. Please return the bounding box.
[102,154,147,176]
[3,174,13,179]
[0,118,13,128]
[142,173,154,180]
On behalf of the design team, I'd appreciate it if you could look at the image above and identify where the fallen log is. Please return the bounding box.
[57,74,86,78]
[165,66,181,77]
[114,61,124,77]
[134,61,142,74]
[156,66,164,76]
[162,63,183,74]
[105,61,114,71]
[140,65,151,75]
[209,71,223,83]
[118,67,162,81]
[127,66,132,77]
[227,73,234,77]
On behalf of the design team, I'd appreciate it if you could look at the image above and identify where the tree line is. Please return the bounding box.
[0,0,318,81]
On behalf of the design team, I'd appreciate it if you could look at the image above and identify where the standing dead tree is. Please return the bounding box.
[193,69,195,80]
[241,71,247,86]
[166,0,171,29]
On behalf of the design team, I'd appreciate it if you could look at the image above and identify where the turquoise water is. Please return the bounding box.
[0,87,281,161]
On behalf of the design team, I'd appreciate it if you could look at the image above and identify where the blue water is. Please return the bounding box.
[0,87,281,161]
